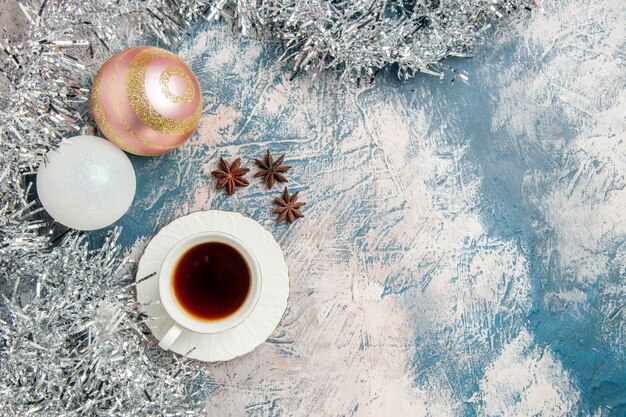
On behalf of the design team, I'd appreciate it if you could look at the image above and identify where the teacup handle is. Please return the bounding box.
[158,324,183,351]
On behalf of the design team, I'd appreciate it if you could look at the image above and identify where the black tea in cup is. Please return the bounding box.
[172,242,251,321]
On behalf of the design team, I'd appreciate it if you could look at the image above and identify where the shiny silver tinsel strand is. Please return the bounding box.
[226,0,531,80]
[0,0,528,415]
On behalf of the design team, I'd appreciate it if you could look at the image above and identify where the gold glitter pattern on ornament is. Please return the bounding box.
[91,62,150,156]
[110,50,178,152]
[125,49,201,136]
[160,67,194,105]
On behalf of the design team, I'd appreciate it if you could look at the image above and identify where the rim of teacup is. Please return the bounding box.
[158,230,262,334]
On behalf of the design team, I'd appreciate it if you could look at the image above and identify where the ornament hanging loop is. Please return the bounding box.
[81,124,96,137]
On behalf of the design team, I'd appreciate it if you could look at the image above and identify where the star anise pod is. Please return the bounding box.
[273,187,305,223]
[254,150,291,189]
[211,157,250,195]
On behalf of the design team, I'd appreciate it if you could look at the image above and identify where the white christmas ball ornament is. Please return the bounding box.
[37,135,136,231]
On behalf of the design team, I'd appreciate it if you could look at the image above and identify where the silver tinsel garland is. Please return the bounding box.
[231,0,530,80]
[0,1,528,416]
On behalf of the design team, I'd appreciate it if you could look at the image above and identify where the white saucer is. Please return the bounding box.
[136,210,290,362]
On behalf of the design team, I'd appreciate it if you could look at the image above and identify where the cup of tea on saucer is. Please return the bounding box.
[157,231,262,350]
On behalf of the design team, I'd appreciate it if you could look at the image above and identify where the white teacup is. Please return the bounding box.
[157,231,262,351]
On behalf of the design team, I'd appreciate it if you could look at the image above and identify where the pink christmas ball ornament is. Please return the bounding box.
[91,46,202,156]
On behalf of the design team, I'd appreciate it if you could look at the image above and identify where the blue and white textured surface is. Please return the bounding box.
[111,1,625,415]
